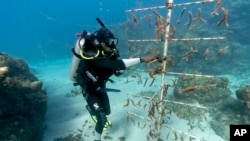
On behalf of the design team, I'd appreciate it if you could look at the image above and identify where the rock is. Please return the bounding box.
[0,66,8,77]
[0,54,47,141]
[170,75,250,141]
[173,75,232,106]
[236,85,250,110]
[29,80,43,90]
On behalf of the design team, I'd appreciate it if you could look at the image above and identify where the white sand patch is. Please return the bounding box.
[30,59,236,141]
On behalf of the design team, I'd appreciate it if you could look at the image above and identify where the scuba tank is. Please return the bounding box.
[69,38,83,82]
[69,18,118,82]
[69,30,100,82]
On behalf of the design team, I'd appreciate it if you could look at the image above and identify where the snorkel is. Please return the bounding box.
[96,18,106,28]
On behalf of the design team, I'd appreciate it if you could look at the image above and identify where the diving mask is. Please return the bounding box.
[105,38,118,47]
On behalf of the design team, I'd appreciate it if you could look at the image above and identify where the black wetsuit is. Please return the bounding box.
[76,53,126,134]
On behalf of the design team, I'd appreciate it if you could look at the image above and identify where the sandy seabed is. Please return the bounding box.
[30,59,249,141]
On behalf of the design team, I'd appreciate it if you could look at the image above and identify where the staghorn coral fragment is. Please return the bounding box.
[217,7,229,27]
[211,0,222,16]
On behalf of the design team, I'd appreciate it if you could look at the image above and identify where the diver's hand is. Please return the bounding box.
[140,54,161,63]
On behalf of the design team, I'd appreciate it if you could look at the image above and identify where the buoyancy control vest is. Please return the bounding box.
[69,30,101,82]
[69,18,120,83]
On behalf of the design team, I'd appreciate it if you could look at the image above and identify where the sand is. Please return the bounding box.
[30,59,249,141]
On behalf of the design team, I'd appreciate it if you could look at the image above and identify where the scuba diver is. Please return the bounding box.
[69,18,160,141]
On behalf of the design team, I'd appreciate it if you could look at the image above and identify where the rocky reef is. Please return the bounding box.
[0,53,47,141]
[236,85,250,112]
[169,75,250,141]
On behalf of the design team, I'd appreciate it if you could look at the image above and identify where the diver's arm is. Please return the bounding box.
[92,55,158,71]
[122,55,159,68]
[90,58,140,71]
[122,58,141,68]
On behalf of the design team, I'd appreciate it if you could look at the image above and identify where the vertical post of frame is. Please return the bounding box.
[157,0,174,140]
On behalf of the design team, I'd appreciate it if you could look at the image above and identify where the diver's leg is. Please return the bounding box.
[82,87,105,140]
[96,91,112,129]
[87,99,107,140]
[82,86,98,121]
[98,91,111,115]
[84,91,108,140]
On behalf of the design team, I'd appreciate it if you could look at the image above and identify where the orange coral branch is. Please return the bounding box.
[217,7,229,27]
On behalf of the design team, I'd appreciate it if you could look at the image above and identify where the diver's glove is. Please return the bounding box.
[140,54,162,63]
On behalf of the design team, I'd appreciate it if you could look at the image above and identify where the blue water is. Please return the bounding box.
[0,0,165,62]
[1,0,248,61]
[1,1,250,141]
